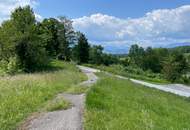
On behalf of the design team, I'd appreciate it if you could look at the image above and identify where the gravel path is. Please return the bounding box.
[114,73,190,97]
[79,66,190,97]
[24,66,98,130]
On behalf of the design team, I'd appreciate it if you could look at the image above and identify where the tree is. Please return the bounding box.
[89,45,104,65]
[142,47,162,73]
[0,6,48,72]
[38,18,59,56]
[58,16,77,45]
[128,44,145,67]
[38,17,76,61]
[74,33,90,63]
[102,54,119,66]
[162,52,188,82]
[57,17,74,60]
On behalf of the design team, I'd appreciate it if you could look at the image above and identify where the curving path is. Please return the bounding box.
[108,70,190,97]
[79,66,190,97]
[23,66,98,130]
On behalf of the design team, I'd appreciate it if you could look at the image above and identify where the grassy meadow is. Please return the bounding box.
[0,60,86,130]
[85,73,190,130]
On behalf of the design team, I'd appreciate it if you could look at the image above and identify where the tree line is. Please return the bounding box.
[127,44,189,83]
[0,6,118,74]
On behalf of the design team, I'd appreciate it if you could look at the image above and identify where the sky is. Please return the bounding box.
[1,0,190,53]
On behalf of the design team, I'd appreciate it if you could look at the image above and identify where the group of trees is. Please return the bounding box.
[128,44,189,82]
[0,6,117,74]
[89,45,119,65]
[0,6,82,73]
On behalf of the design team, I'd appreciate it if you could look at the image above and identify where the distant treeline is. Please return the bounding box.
[122,45,190,83]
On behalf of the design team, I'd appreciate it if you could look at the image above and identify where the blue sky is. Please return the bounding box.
[1,0,190,53]
[35,0,190,19]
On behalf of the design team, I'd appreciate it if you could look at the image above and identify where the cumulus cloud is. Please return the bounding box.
[73,5,190,51]
[0,0,41,23]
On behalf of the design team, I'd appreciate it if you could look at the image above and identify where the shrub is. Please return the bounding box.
[0,57,21,74]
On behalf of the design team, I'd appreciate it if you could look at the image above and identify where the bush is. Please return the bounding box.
[179,76,190,84]
[0,57,21,74]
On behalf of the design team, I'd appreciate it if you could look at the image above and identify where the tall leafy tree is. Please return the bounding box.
[128,44,145,67]
[162,52,188,82]
[58,16,77,60]
[74,33,90,63]
[39,18,60,56]
[0,6,48,72]
[89,45,104,65]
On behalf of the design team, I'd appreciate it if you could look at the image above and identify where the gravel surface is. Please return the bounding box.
[92,67,190,97]
[114,74,190,97]
[24,66,98,130]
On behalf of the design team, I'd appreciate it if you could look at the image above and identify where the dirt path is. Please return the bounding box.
[24,66,98,130]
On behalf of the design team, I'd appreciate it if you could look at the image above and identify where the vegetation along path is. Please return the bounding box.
[115,75,190,97]
[26,66,99,130]
[84,66,190,97]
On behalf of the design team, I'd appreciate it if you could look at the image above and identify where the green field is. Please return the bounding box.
[85,73,190,130]
[0,60,86,130]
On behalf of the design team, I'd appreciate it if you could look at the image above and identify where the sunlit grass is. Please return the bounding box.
[85,73,190,130]
[44,97,71,112]
[0,60,86,130]
[66,85,89,94]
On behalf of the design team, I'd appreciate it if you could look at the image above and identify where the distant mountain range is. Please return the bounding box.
[103,42,190,54]
[164,42,190,48]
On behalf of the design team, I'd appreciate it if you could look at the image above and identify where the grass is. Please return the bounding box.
[85,73,190,130]
[66,85,89,94]
[84,64,170,84]
[44,97,71,112]
[0,60,87,130]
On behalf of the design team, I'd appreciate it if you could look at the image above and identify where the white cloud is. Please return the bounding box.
[73,5,190,50]
[0,0,41,23]
[35,13,43,21]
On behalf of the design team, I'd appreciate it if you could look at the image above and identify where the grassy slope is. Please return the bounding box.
[84,64,169,84]
[85,73,190,130]
[0,60,86,130]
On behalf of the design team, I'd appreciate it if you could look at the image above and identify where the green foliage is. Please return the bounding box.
[89,45,104,65]
[39,18,60,56]
[88,45,119,66]
[128,44,189,83]
[73,33,90,63]
[0,6,77,73]
[0,57,20,74]
[162,52,189,82]
[129,44,145,67]
[0,6,48,73]
[169,46,190,54]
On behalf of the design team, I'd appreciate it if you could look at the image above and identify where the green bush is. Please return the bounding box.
[0,57,21,74]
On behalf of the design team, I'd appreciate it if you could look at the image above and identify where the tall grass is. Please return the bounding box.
[85,73,190,130]
[0,60,86,130]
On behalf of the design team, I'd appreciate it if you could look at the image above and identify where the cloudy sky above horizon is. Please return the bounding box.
[1,0,190,53]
